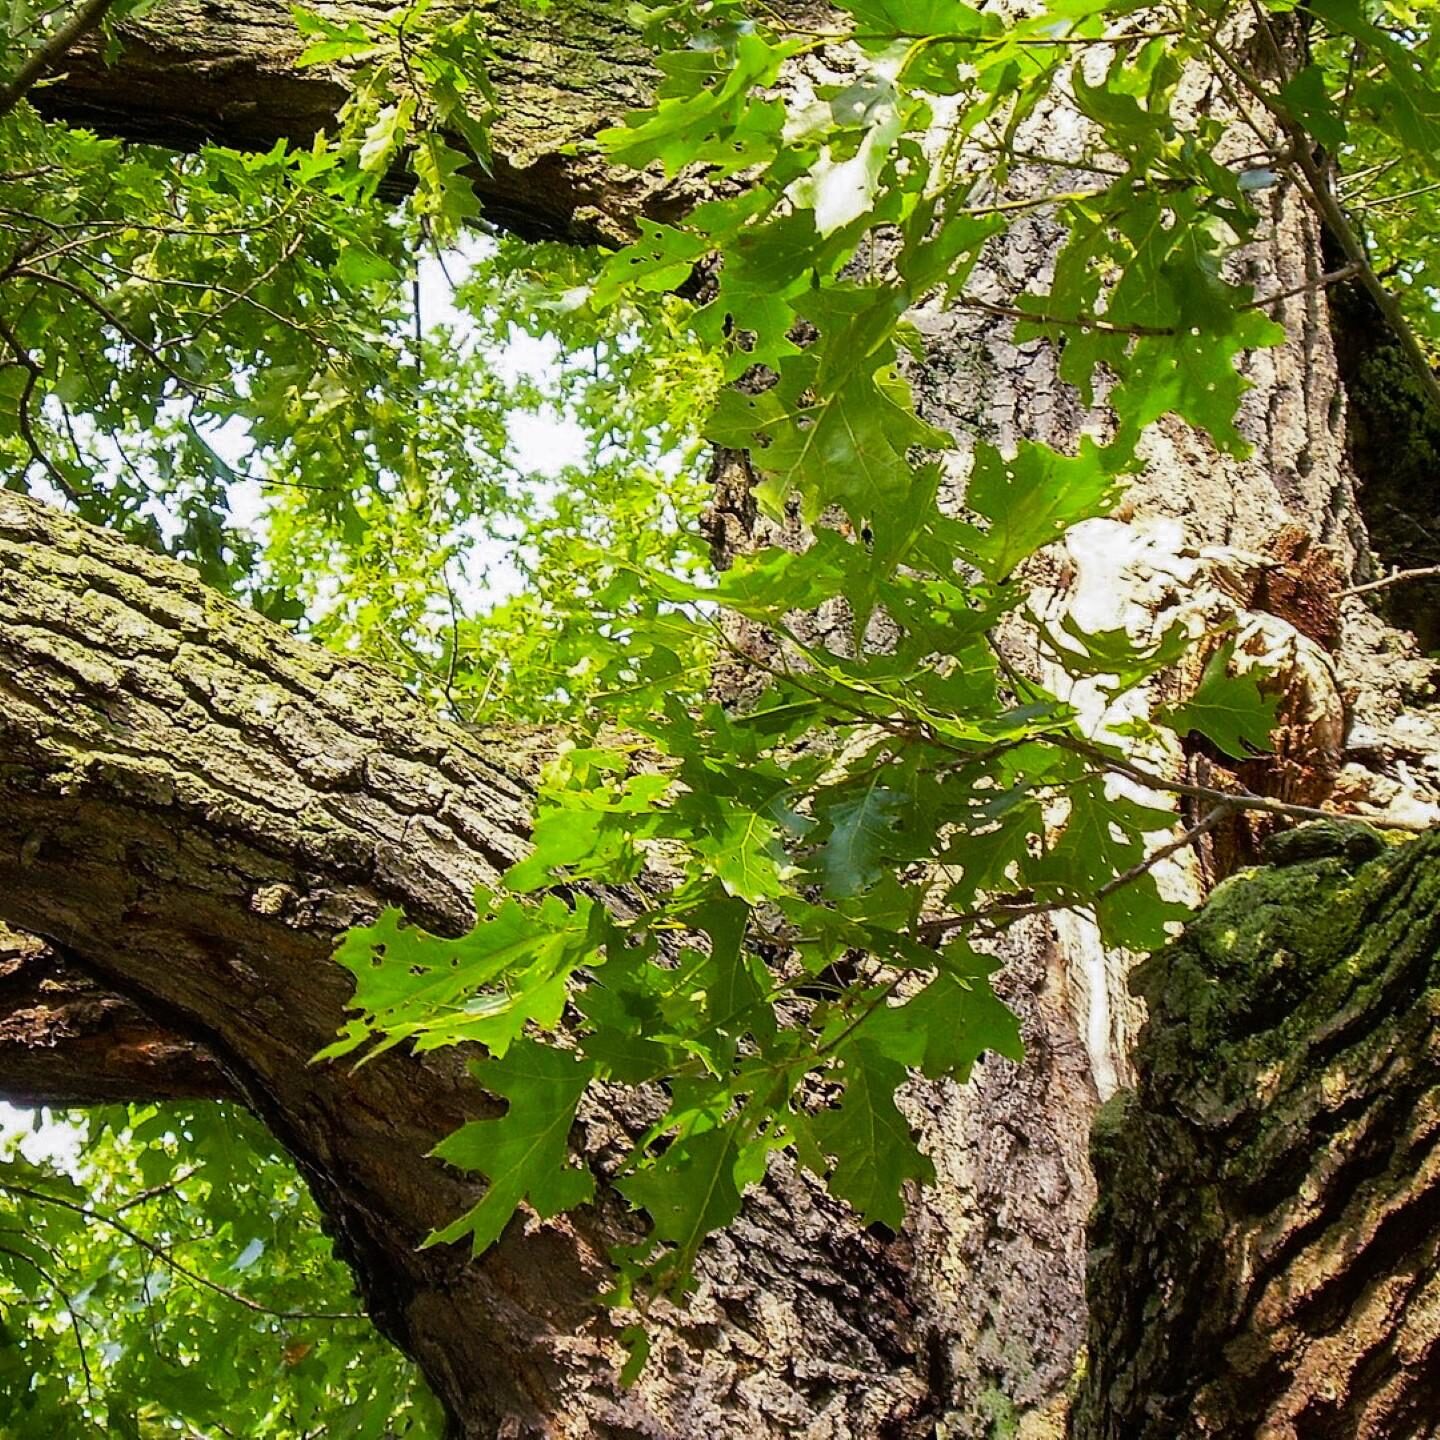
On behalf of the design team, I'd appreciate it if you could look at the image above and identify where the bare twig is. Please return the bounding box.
[1243,261,1363,311]
[0,310,85,504]
[917,803,1234,943]
[0,1180,365,1322]
[1340,564,1440,599]
[0,1243,95,1403]
[12,267,215,396]
[111,1166,202,1215]
[1054,734,1432,832]
[953,293,1173,338]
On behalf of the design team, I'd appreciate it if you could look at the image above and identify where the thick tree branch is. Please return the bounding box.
[0,489,938,1439]
[26,0,679,242]
[0,924,232,1105]
[1078,828,1440,1438]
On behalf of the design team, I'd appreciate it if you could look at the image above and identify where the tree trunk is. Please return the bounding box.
[4,3,1440,1437]
[1077,824,1440,1439]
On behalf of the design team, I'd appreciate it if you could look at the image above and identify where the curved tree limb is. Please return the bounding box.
[0,489,942,1439]
[25,0,677,242]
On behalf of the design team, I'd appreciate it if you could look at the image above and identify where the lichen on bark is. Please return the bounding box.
[1078,822,1440,1439]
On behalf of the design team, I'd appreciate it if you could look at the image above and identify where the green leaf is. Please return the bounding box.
[1038,782,1177,900]
[848,955,1023,1081]
[811,1042,933,1229]
[957,439,1124,579]
[839,0,988,36]
[321,894,607,1062]
[428,1041,596,1253]
[618,1125,744,1275]
[1096,873,1191,951]
[1278,64,1347,150]
[690,803,791,902]
[1158,638,1279,759]
[814,776,907,897]
[412,135,482,243]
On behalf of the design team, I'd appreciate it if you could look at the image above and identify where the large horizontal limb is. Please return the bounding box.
[30,0,674,241]
[0,924,232,1106]
[0,490,934,1438]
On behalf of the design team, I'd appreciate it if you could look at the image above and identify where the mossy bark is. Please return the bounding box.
[0,490,948,1439]
[1077,823,1440,1439]
[7,2,1440,1435]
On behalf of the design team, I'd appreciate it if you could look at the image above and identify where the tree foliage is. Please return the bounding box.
[1,0,1436,1426]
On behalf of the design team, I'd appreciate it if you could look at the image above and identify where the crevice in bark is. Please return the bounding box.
[0,924,232,1104]
[1329,273,1440,653]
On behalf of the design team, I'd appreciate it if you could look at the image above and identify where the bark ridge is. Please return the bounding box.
[1079,822,1440,1439]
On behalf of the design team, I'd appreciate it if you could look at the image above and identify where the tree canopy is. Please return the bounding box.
[0,0,1437,1431]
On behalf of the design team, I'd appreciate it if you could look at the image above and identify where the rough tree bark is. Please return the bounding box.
[3,2,1439,1437]
[0,492,953,1438]
[31,0,665,241]
[1078,823,1440,1439]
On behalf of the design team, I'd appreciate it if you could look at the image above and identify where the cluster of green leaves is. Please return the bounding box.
[0,0,715,710]
[4,0,1437,1414]
[318,0,1362,1361]
[0,1104,438,1437]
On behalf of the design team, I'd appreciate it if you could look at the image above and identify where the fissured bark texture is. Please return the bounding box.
[1077,823,1440,1439]
[32,0,670,242]
[9,2,1440,1434]
[0,491,956,1439]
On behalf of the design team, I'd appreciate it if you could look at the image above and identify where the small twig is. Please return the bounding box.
[1243,261,1363,311]
[0,0,117,120]
[0,1180,365,1322]
[0,198,304,241]
[1055,733,1432,832]
[111,1166,201,1215]
[440,561,464,722]
[1351,180,1440,212]
[0,1243,95,1404]
[954,293,1173,338]
[1340,564,1440,599]
[12,267,215,396]
[918,803,1234,943]
[0,310,84,504]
